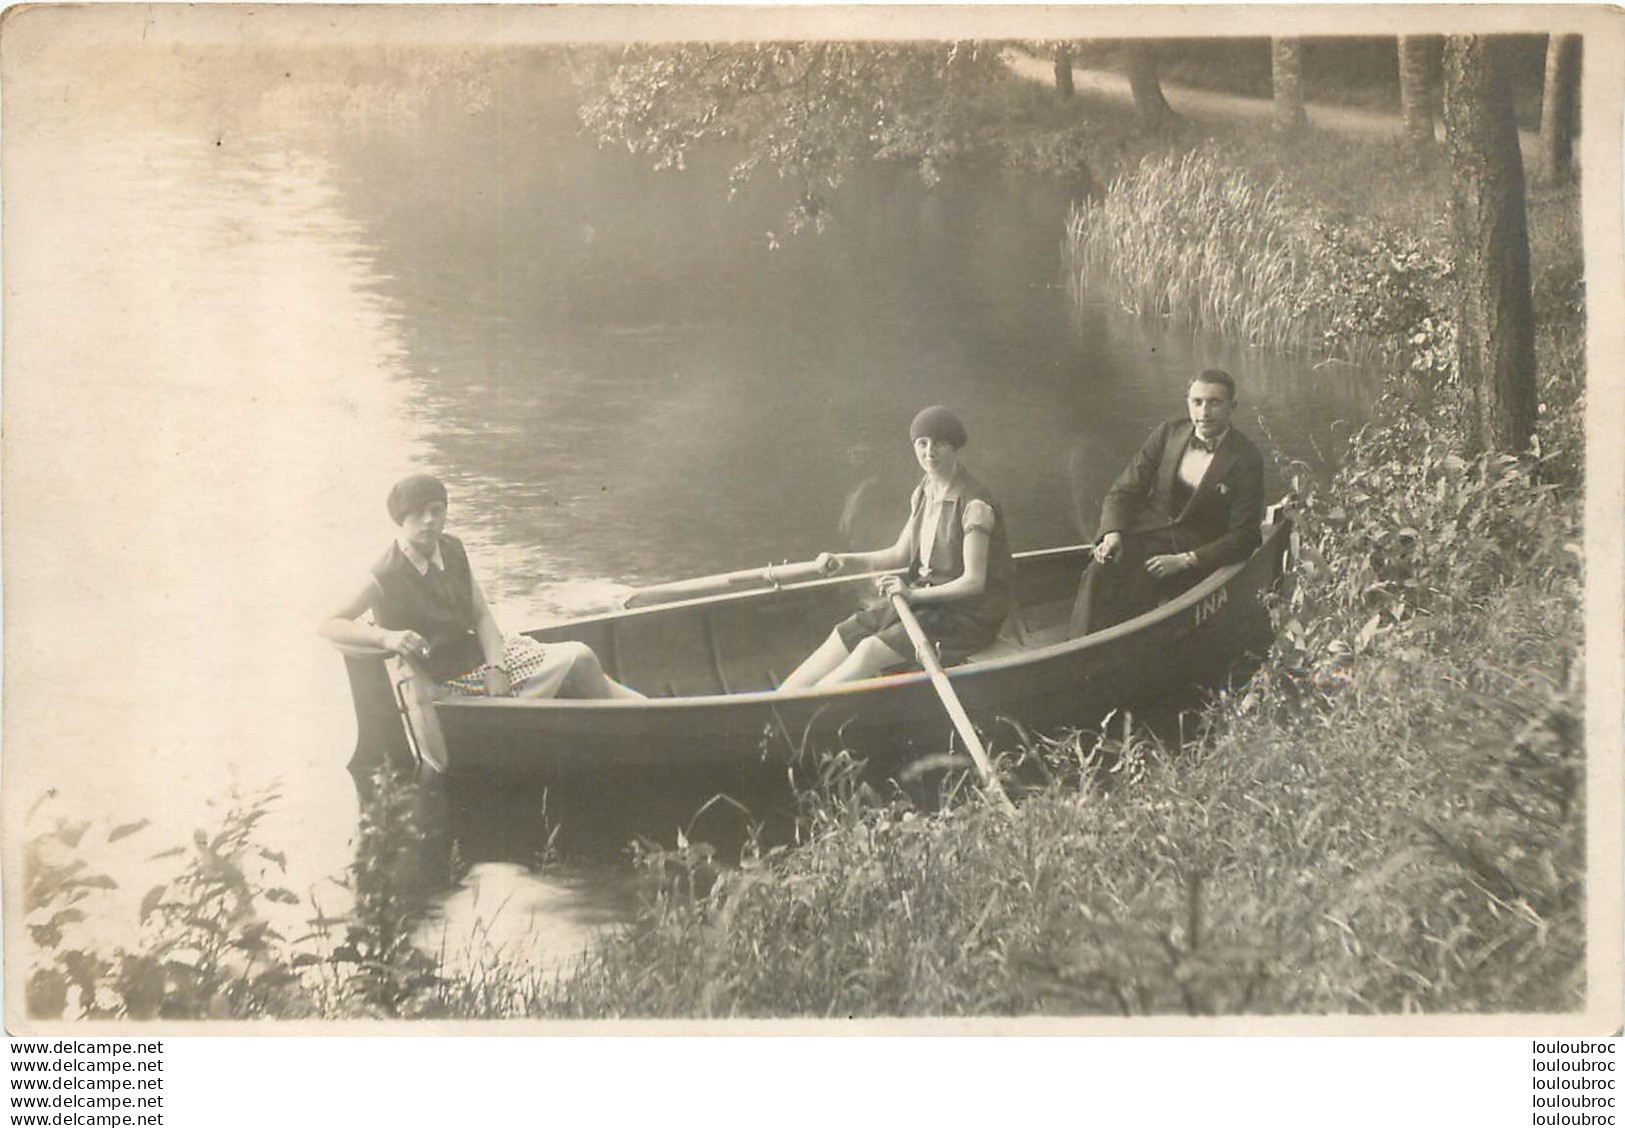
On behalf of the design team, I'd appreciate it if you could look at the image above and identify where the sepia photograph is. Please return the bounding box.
[2,4,1620,1038]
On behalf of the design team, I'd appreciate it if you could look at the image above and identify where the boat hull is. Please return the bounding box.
[426,517,1291,778]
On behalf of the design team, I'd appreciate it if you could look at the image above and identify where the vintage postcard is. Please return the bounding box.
[3,4,1620,1036]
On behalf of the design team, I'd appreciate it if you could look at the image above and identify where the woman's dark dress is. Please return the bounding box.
[835,468,1015,665]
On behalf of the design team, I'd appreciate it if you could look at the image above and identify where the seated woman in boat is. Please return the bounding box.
[778,406,1014,690]
[319,473,641,700]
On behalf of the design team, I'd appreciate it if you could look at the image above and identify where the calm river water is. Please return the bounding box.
[6,44,1375,973]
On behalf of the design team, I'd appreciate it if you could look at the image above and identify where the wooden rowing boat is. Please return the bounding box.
[340,508,1292,781]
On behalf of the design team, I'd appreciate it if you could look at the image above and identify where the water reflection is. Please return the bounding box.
[346,746,799,978]
[322,95,1375,628]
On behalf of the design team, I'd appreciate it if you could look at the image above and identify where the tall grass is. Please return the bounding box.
[25,281,1587,1025]
[545,587,1581,1018]
[1066,149,1320,351]
[1065,145,1458,375]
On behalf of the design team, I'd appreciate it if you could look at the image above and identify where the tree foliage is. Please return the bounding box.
[579,42,1027,236]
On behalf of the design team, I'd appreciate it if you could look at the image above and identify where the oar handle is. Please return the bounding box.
[622,557,838,609]
[890,594,1016,817]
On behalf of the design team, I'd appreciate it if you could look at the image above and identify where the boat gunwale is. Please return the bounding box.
[435,517,1289,715]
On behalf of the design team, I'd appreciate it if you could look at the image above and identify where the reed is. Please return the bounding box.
[1065,149,1321,352]
[1064,145,1460,376]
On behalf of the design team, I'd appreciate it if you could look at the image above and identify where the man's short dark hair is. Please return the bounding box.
[1190,368,1236,400]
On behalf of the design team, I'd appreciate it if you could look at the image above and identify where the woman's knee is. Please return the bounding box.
[559,640,603,674]
[851,635,885,657]
[851,635,901,668]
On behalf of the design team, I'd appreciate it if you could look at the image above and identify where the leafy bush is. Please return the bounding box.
[26,791,316,1020]
[1304,221,1455,371]
[1276,399,1579,684]
[21,766,510,1022]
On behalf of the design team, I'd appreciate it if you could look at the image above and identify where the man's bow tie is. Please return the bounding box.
[1190,434,1221,453]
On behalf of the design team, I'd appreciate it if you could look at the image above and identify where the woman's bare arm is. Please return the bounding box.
[822,519,913,575]
[906,527,988,604]
[318,580,424,659]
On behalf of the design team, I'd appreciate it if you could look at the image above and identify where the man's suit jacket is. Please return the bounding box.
[1097,419,1266,571]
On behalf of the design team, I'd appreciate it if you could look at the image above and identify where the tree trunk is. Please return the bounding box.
[1443,36,1538,456]
[1271,38,1307,133]
[1398,35,1435,147]
[1054,42,1075,100]
[1540,33,1582,183]
[1125,43,1176,129]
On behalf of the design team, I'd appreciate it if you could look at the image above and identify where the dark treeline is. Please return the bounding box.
[1070,35,1555,125]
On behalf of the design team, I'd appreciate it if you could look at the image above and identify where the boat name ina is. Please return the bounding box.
[1194,586,1229,626]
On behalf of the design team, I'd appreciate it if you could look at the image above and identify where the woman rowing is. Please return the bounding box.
[320,474,641,700]
[778,406,1015,689]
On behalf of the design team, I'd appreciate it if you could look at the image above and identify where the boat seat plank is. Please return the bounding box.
[965,637,1023,663]
[966,620,1068,664]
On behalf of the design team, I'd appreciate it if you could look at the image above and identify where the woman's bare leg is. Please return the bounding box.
[816,634,908,687]
[516,641,643,700]
[777,630,851,690]
[564,643,644,699]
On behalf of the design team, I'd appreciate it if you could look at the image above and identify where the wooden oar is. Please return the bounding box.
[623,558,838,609]
[890,594,1017,817]
[621,545,1092,612]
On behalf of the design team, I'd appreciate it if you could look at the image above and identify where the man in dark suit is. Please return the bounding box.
[1069,369,1266,637]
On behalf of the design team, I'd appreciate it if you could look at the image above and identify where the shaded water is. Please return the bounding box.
[5,45,1375,975]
